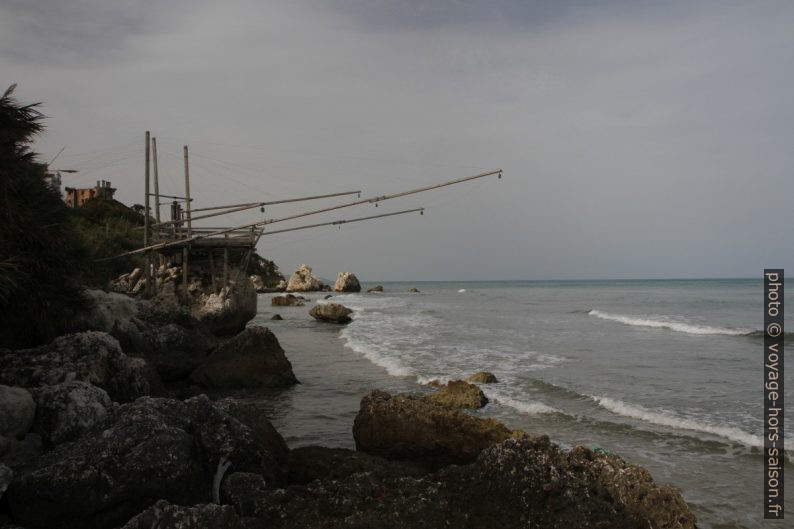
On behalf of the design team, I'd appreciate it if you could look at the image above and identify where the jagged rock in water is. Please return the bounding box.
[353,389,512,466]
[190,326,298,390]
[0,386,35,440]
[121,499,263,529]
[271,294,304,307]
[333,272,361,292]
[367,285,384,292]
[30,381,113,448]
[194,279,257,336]
[271,314,283,320]
[214,398,289,473]
[285,264,323,292]
[309,303,353,324]
[425,380,488,409]
[408,287,420,293]
[5,395,284,529]
[0,332,151,402]
[466,371,498,384]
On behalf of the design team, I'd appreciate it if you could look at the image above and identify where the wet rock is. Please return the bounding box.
[6,395,282,529]
[0,386,35,440]
[214,398,289,475]
[190,326,298,390]
[353,389,512,466]
[271,294,304,307]
[323,294,333,300]
[466,371,498,384]
[271,314,283,320]
[425,380,488,409]
[287,446,428,485]
[286,264,323,292]
[367,285,384,292]
[121,499,263,529]
[30,381,113,448]
[333,272,361,292]
[408,287,420,293]
[309,303,353,324]
[194,279,257,336]
[0,332,151,402]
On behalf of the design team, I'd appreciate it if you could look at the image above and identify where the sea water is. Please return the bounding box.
[250,279,792,529]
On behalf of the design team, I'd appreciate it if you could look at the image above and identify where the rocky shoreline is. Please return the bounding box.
[0,266,698,529]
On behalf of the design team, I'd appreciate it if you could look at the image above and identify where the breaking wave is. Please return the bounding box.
[588,310,753,336]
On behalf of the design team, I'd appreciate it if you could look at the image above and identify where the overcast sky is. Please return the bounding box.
[2,0,792,281]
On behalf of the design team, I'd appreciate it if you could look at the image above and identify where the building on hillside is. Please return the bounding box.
[65,180,116,208]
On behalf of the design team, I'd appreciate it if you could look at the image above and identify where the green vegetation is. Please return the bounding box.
[0,85,89,348]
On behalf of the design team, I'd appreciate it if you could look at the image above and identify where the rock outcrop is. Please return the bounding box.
[30,382,114,448]
[309,303,353,324]
[287,446,427,485]
[286,264,324,292]
[271,294,304,307]
[5,395,285,529]
[0,332,151,402]
[425,380,488,409]
[367,285,383,292]
[333,272,361,292]
[249,274,266,292]
[467,371,499,383]
[194,279,257,336]
[190,326,298,390]
[0,386,35,440]
[353,389,512,466]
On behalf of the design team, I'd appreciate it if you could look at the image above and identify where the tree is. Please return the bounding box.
[0,85,89,348]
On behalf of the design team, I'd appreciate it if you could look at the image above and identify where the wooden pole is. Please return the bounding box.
[223,234,229,288]
[144,131,152,296]
[183,145,192,238]
[182,247,189,304]
[152,137,161,227]
[209,250,217,292]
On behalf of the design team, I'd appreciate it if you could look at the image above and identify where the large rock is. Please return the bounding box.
[249,274,266,292]
[190,326,298,390]
[287,446,427,485]
[466,371,498,384]
[31,382,113,448]
[309,303,353,324]
[366,285,383,293]
[285,264,323,292]
[353,389,512,466]
[194,279,257,336]
[425,380,488,409]
[6,395,283,529]
[121,499,263,529]
[0,332,151,402]
[271,294,304,307]
[0,386,35,440]
[333,272,361,292]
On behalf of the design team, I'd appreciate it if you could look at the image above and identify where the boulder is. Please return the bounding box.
[286,264,323,292]
[121,499,263,529]
[333,272,361,292]
[309,303,353,324]
[287,446,428,485]
[353,389,512,466]
[6,395,284,529]
[408,287,420,293]
[219,472,270,518]
[323,294,333,300]
[190,326,298,390]
[367,285,383,293]
[271,294,304,307]
[0,332,151,402]
[249,274,266,292]
[466,371,498,384]
[31,382,114,448]
[275,279,287,291]
[271,314,283,320]
[0,386,35,440]
[425,380,488,409]
[194,279,257,336]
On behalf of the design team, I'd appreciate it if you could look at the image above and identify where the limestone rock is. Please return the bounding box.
[333,272,361,292]
[466,371,498,384]
[286,264,324,292]
[275,279,287,291]
[194,279,257,336]
[31,382,113,448]
[271,294,304,307]
[0,386,35,440]
[190,326,298,390]
[353,389,512,466]
[367,285,383,292]
[121,500,262,529]
[425,380,488,409]
[6,395,283,529]
[250,274,266,292]
[309,303,353,324]
[0,332,150,402]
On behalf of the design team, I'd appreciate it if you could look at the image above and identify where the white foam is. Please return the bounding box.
[487,389,560,415]
[588,310,751,336]
[592,396,794,452]
[458,289,467,293]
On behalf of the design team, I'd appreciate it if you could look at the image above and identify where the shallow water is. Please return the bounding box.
[250,279,791,528]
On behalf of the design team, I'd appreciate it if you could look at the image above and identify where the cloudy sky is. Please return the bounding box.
[2,0,792,281]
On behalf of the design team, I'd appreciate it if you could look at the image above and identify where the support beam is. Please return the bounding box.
[183,145,192,238]
[144,131,152,296]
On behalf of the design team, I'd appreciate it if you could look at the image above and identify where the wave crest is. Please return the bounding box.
[588,310,752,336]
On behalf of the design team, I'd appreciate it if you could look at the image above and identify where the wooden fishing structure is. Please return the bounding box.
[117,131,502,302]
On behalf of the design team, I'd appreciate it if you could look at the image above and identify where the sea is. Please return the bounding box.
[248,279,792,529]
